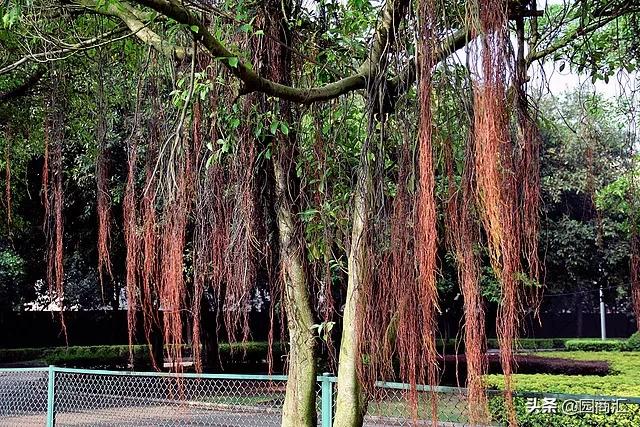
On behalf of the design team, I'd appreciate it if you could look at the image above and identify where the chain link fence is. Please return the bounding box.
[1,366,639,426]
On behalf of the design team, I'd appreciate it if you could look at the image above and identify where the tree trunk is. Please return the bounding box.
[273,156,317,427]
[150,316,164,369]
[333,157,370,427]
[200,295,220,372]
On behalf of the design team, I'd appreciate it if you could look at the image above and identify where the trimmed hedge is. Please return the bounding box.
[565,339,627,352]
[0,347,49,363]
[488,395,640,427]
[43,345,151,367]
[0,342,287,369]
[487,351,640,426]
[443,353,609,376]
[437,338,570,354]
[488,338,570,351]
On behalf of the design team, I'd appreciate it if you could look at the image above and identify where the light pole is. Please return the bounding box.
[599,284,607,340]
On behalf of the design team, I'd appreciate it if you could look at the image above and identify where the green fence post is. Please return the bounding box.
[321,373,333,427]
[46,365,55,427]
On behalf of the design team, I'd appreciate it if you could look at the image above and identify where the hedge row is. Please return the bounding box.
[2,334,638,367]
[0,341,287,368]
[566,332,640,352]
[489,395,640,427]
[442,353,610,376]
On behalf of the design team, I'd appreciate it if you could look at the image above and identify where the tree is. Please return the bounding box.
[2,1,639,426]
[540,91,634,324]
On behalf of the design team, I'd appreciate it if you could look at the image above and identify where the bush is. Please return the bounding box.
[0,347,48,363]
[487,351,640,426]
[488,338,570,351]
[439,338,569,354]
[488,395,640,427]
[624,332,640,351]
[565,339,626,352]
[443,354,609,376]
[43,345,150,368]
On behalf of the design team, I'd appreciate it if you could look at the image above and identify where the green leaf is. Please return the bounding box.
[280,122,289,136]
[270,121,279,134]
[190,25,199,33]
[228,57,239,68]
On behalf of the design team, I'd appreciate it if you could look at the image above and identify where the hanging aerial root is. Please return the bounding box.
[471,1,521,425]
[631,161,640,330]
[632,222,640,331]
[43,74,68,341]
[444,137,489,425]
[95,54,113,294]
[123,135,138,364]
[415,0,440,421]
[4,134,12,227]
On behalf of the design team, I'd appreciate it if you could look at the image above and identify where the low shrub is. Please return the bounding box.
[0,347,48,363]
[44,345,150,368]
[487,338,569,351]
[565,339,626,352]
[442,354,609,377]
[488,395,640,427]
[487,351,640,426]
[624,332,640,351]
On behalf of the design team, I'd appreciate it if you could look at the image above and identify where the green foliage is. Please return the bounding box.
[625,332,640,352]
[0,347,48,363]
[487,351,640,426]
[0,247,27,309]
[0,341,289,368]
[488,395,640,427]
[486,352,640,396]
[539,91,633,304]
[43,345,151,367]
[488,338,569,351]
[565,339,627,352]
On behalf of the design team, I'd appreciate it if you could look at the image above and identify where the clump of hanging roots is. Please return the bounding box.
[191,61,231,371]
[223,94,259,346]
[42,72,67,340]
[357,0,442,420]
[122,62,148,364]
[632,214,640,331]
[470,1,523,424]
[629,117,640,331]
[4,131,12,227]
[444,135,489,425]
[95,57,112,292]
[414,0,440,420]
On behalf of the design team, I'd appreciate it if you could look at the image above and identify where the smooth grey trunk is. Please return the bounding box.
[333,159,371,427]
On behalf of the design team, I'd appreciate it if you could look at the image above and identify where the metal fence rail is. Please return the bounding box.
[1,366,639,426]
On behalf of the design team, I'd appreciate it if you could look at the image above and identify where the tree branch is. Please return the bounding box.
[130,0,410,103]
[0,27,127,75]
[0,67,47,102]
[75,0,190,60]
[526,6,640,65]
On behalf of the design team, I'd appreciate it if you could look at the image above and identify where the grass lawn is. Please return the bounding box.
[485,351,640,397]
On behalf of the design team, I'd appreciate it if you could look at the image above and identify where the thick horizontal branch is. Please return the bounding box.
[131,0,409,103]
[76,0,190,60]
